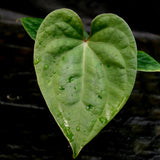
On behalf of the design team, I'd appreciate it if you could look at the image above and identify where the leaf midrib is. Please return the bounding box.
[83,44,109,141]
[69,42,88,156]
[75,42,87,149]
[80,42,87,101]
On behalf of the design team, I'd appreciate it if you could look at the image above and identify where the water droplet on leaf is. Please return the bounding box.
[34,58,40,65]
[86,104,93,110]
[99,117,107,124]
[76,126,80,131]
[70,135,74,142]
[67,130,74,142]
[68,76,74,83]
[98,95,102,99]
[44,64,48,69]
[59,86,65,90]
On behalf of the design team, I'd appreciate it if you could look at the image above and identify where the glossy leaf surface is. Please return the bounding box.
[21,17,43,40]
[138,50,160,72]
[34,9,137,158]
[20,16,160,73]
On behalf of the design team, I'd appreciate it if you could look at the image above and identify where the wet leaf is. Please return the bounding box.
[34,9,137,158]
[21,17,43,40]
[137,50,160,72]
[20,17,160,73]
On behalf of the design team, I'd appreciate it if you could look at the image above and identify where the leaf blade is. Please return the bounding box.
[34,9,85,158]
[21,17,43,40]
[34,9,137,158]
[137,50,160,72]
[20,17,160,73]
[87,13,137,137]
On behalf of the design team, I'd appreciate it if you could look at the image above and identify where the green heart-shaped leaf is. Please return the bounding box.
[34,9,137,158]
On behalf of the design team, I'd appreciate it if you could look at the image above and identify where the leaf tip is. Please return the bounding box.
[70,142,84,159]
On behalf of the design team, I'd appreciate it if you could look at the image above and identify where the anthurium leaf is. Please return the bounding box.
[34,9,137,158]
[137,50,160,72]
[20,17,160,73]
[21,17,43,40]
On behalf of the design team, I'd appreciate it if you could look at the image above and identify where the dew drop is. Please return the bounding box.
[99,117,108,124]
[59,86,65,90]
[67,130,74,142]
[86,104,93,111]
[64,119,69,127]
[98,95,102,99]
[76,126,80,131]
[44,64,48,70]
[68,76,74,83]
[70,135,74,142]
[86,106,90,110]
[34,58,40,65]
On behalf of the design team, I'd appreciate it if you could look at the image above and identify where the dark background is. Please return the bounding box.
[1,0,160,34]
[0,0,160,160]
